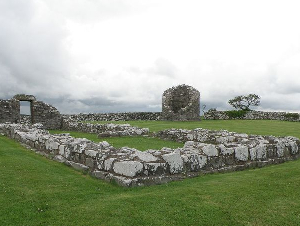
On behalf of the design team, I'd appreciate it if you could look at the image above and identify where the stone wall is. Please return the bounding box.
[156,128,263,144]
[62,117,149,137]
[0,99,19,123]
[0,94,62,129]
[1,123,300,187]
[32,101,62,129]
[64,112,162,122]
[162,84,200,121]
[204,110,300,121]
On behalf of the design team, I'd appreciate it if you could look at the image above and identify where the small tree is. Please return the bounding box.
[228,94,260,111]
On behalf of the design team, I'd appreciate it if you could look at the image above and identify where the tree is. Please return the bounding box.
[228,94,260,111]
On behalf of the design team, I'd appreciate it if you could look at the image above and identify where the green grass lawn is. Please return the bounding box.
[85,119,300,137]
[49,130,183,151]
[1,133,300,226]
[70,120,300,150]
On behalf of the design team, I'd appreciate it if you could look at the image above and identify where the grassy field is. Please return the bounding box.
[61,120,300,151]
[86,119,300,137]
[1,132,300,226]
[49,130,183,151]
[2,120,300,225]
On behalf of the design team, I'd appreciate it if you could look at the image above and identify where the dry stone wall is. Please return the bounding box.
[204,110,300,121]
[31,100,62,129]
[0,99,19,123]
[1,123,300,187]
[65,112,162,122]
[62,117,149,137]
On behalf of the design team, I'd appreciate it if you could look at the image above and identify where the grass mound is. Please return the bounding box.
[1,133,300,225]
[3,120,300,225]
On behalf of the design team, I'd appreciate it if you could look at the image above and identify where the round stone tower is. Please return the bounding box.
[162,84,200,121]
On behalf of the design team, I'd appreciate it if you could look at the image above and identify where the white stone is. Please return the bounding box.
[100,141,110,149]
[113,161,143,177]
[45,140,59,150]
[227,136,235,142]
[216,136,228,143]
[249,144,266,160]
[85,149,98,157]
[134,151,158,162]
[239,134,249,138]
[219,144,234,155]
[202,144,218,157]
[59,145,65,155]
[198,155,207,168]
[256,144,267,160]
[136,130,142,135]
[64,147,71,158]
[186,134,194,140]
[53,155,66,163]
[104,158,116,171]
[184,141,195,148]
[249,148,256,160]
[289,141,298,154]
[78,143,87,153]
[25,133,38,141]
[145,163,166,174]
[276,143,285,157]
[68,161,89,171]
[183,147,199,154]
[235,146,249,161]
[162,152,183,174]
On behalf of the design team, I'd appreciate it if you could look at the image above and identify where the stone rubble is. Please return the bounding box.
[62,117,149,137]
[1,123,300,187]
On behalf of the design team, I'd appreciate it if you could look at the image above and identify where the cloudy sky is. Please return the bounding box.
[1,0,300,114]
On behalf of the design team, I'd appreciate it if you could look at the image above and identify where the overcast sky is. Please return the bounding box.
[1,0,300,114]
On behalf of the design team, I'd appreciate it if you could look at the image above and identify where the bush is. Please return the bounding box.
[225,110,248,119]
[284,113,299,120]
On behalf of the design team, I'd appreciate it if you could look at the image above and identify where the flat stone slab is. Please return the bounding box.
[113,161,143,177]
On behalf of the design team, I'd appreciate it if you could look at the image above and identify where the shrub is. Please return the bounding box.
[284,113,299,120]
[225,110,248,119]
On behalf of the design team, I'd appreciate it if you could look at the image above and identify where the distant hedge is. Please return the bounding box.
[284,113,299,120]
[225,110,248,119]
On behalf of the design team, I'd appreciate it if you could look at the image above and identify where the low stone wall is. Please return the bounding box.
[1,123,300,187]
[62,118,149,137]
[156,128,272,145]
[64,112,162,122]
[204,110,300,121]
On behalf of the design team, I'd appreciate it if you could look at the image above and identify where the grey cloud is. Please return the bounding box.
[260,94,300,112]
[1,1,300,115]
[45,0,156,23]
[52,97,161,114]
[127,58,178,78]
[276,84,300,95]
[0,0,72,100]
[147,58,178,78]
